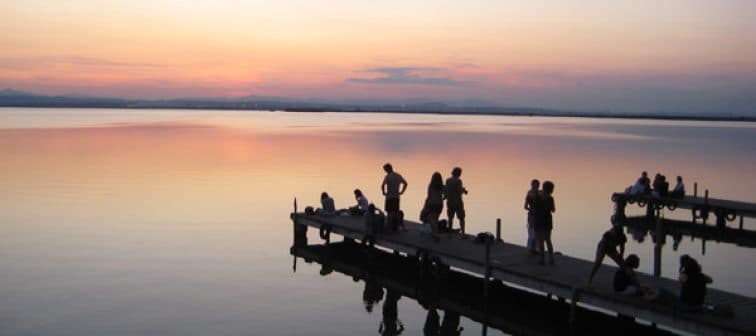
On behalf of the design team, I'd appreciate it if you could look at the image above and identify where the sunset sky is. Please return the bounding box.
[2,1,755,114]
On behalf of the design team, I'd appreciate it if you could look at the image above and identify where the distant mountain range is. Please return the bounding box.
[1,88,753,121]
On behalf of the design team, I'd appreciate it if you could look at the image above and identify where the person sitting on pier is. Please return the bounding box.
[656,255,714,311]
[588,224,627,284]
[679,255,713,310]
[627,171,650,196]
[524,179,540,254]
[420,172,445,242]
[614,254,659,300]
[670,176,685,198]
[382,163,408,232]
[319,192,336,214]
[652,173,669,198]
[350,189,370,216]
[614,254,641,295]
[534,181,556,265]
[641,171,651,193]
[445,167,468,235]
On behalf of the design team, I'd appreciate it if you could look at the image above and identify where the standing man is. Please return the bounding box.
[381,163,408,232]
[445,167,468,235]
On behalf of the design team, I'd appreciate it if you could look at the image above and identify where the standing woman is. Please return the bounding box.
[524,179,540,254]
[534,181,556,265]
[421,172,445,242]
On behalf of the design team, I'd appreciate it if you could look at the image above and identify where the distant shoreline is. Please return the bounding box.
[2,104,755,123]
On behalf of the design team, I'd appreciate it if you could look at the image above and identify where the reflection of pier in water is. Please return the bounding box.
[621,216,756,251]
[612,191,756,277]
[291,241,671,335]
[291,210,756,335]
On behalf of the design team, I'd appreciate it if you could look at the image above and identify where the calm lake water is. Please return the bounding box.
[1,107,755,335]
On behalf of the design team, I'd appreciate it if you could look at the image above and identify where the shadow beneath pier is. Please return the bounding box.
[290,241,672,336]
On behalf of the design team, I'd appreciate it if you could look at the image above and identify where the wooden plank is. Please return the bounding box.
[294,213,756,335]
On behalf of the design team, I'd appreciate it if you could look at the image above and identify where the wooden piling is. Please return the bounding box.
[694,183,698,197]
[496,218,501,241]
[653,209,663,277]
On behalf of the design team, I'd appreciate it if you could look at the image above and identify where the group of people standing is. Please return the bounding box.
[524,179,557,265]
[315,166,715,312]
[417,166,468,242]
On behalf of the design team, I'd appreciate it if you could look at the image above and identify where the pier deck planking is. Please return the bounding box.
[293,213,756,335]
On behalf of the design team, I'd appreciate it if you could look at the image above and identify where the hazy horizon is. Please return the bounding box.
[2,1,756,115]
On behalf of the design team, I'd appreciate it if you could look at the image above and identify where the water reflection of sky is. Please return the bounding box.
[1,108,755,334]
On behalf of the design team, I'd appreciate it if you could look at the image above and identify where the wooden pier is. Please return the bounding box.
[292,241,672,335]
[611,192,756,229]
[292,212,756,335]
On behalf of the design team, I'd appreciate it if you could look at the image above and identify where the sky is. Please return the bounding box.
[1,0,755,114]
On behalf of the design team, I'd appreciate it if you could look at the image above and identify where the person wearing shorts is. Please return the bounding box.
[445,167,467,235]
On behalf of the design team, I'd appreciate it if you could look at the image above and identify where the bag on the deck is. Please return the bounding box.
[474,232,494,244]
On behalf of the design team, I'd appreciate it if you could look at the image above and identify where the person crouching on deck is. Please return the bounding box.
[588,223,627,284]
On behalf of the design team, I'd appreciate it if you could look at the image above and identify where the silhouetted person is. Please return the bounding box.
[320,192,336,214]
[382,163,408,232]
[671,176,685,198]
[524,179,540,254]
[614,254,659,300]
[627,171,650,196]
[351,188,370,215]
[380,289,404,335]
[588,224,627,284]
[445,167,468,235]
[679,255,712,309]
[423,308,440,336]
[534,181,555,265]
[641,171,651,194]
[652,173,669,197]
[657,255,713,311]
[421,172,445,242]
[439,311,463,336]
[614,254,641,295]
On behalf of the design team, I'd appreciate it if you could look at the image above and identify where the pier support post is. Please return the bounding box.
[496,218,501,241]
[293,198,308,247]
[569,288,582,334]
[653,209,663,277]
[716,212,727,229]
[646,200,655,219]
[483,238,491,298]
[614,198,627,221]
